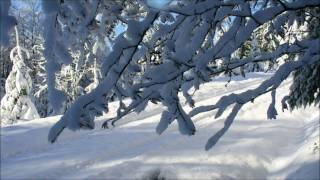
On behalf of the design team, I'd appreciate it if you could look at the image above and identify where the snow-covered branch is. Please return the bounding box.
[46,0,320,149]
[190,41,319,118]
[49,10,159,142]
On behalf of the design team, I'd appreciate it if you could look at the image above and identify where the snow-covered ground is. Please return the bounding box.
[1,73,319,180]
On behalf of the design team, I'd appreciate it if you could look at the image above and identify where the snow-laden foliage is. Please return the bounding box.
[41,0,127,115]
[37,0,319,149]
[234,23,278,75]
[14,1,48,117]
[0,27,39,125]
[288,60,320,109]
[287,7,320,110]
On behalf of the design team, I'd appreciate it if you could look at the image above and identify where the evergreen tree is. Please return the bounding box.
[287,7,320,109]
[288,60,320,109]
[236,23,277,74]
[0,26,39,125]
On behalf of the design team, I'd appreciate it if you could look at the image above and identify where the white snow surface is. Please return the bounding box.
[1,73,319,180]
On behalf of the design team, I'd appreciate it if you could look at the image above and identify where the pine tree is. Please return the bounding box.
[0,26,39,125]
[33,45,48,118]
[236,23,276,73]
[288,60,320,109]
[288,7,320,109]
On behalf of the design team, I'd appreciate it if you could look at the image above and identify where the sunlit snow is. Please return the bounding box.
[1,73,319,179]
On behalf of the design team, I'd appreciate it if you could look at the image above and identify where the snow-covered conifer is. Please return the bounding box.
[287,7,320,110]
[0,26,39,125]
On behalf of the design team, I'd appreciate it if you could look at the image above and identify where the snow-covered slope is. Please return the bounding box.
[1,73,319,180]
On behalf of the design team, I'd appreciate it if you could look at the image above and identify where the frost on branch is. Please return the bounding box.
[48,0,320,149]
